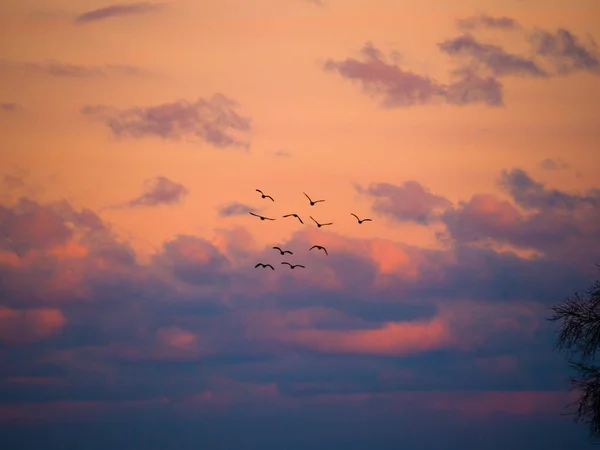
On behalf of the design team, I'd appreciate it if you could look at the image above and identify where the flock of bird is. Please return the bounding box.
[251,190,372,271]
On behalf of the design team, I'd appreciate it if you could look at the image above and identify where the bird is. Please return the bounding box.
[273,246,293,255]
[255,263,275,270]
[249,212,276,221]
[310,216,333,228]
[309,245,328,255]
[256,189,274,201]
[281,262,305,269]
[282,213,304,224]
[351,213,372,224]
[303,192,325,206]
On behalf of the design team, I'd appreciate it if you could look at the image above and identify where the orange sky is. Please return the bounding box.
[1,0,599,257]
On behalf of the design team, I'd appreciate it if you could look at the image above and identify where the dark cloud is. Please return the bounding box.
[1,173,599,449]
[358,180,452,224]
[456,14,521,31]
[81,94,252,148]
[0,59,149,78]
[323,42,503,107]
[530,28,600,75]
[125,177,189,208]
[218,202,253,217]
[438,33,548,78]
[74,2,165,24]
[540,158,569,171]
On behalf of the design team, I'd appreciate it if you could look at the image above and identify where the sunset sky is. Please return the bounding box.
[1,0,600,448]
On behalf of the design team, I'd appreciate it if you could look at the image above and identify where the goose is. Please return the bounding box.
[309,245,328,255]
[282,213,304,224]
[273,246,293,255]
[310,216,333,228]
[281,262,305,269]
[351,213,372,224]
[303,192,325,206]
[249,212,276,221]
[255,263,275,270]
[256,189,274,202]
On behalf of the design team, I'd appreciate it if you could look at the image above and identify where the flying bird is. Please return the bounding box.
[249,212,276,221]
[310,216,333,228]
[309,245,328,255]
[281,262,305,269]
[256,189,274,201]
[351,213,372,224]
[303,192,325,206]
[273,246,293,255]
[255,263,275,270]
[283,213,304,224]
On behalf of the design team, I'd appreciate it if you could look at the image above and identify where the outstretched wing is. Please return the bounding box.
[249,212,260,217]
[255,263,264,268]
[315,200,325,203]
[322,222,333,226]
[297,216,304,224]
[351,213,359,220]
[256,189,263,195]
[321,247,328,255]
[295,265,306,269]
[282,214,293,218]
[266,195,274,202]
[281,261,292,266]
[265,217,276,221]
[284,250,293,255]
[303,192,312,202]
[363,218,372,222]
[310,216,318,224]
[266,264,274,270]
[273,246,282,252]
[309,245,317,251]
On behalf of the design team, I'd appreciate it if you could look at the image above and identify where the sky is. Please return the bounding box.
[1,0,600,448]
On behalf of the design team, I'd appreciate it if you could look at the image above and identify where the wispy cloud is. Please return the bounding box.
[0,59,149,78]
[457,14,521,31]
[74,2,165,24]
[540,158,569,171]
[81,94,252,148]
[218,202,254,217]
[105,177,189,209]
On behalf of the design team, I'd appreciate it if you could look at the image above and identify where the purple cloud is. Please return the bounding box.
[218,202,254,217]
[0,102,18,112]
[74,2,165,24]
[438,34,547,78]
[540,158,569,171]
[358,180,453,224]
[323,42,503,107]
[81,94,252,148]
[126,176,189,208]
[530,28,600,75]
[457,14,521,31]
[0,59,149,78]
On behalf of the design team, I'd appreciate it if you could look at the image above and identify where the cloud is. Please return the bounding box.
[456,14,521,31]
[0,59,149,78]
[123,176,189,208]
[437,33,548,78]
[81,94,252,148]
[357,180,452,224]
[540,158,569,171]
[74,2,165,24]
[530,28,600,75]
[0,307,66,344]
[0,103,18,112]
[0,169,598,446]
[218,202,253,217]
[323,41,504,107]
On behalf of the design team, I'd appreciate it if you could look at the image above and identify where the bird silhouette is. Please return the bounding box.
[310,216,333,228]
[249,212,276,221]
[256,189,274,201]
[255,263,275,270]
[351,213,372,224]
[283,213,304,224]
[273,246,293,255]
[303,192,325,206]
[309,245,328,255]
[281,262,305,269]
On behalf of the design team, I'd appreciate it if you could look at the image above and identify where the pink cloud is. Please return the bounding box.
[0,307,66,343]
